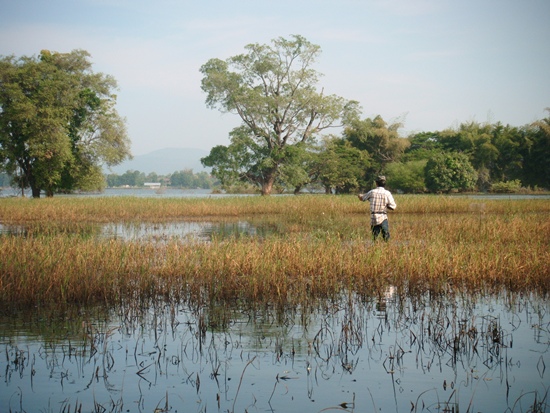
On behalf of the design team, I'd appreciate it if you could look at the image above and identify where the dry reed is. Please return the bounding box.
[0,195,549,311]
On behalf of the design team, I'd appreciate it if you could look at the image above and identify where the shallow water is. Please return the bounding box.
[1,291,548,413]
[2,186,549,199]
[0,187,256,198]
[0,220,276,242]
[102,220,276,242]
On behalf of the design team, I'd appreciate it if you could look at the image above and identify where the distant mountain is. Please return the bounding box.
[105,147,211,175]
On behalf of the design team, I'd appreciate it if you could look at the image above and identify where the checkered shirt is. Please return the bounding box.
[361,187,397,225]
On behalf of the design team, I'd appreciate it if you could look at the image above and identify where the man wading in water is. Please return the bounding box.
[358,175,396,242]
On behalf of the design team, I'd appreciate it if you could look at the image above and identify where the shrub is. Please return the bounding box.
[385,160,427,193]
[425,152,477,193]
[491,179,522,193]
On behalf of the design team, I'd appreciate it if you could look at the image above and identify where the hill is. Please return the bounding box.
[105,147,211,175]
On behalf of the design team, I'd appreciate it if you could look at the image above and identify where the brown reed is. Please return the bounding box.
[0,195,548,311]
[2,194,547,223]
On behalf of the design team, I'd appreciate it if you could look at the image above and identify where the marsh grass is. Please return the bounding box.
[0,195,549,311]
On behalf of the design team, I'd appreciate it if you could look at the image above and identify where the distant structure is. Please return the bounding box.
[144,182,161,189]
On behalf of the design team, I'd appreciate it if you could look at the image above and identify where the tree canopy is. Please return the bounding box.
[0,49,131,197]
[200,35,359,195]
[315,137,370,194]
[343,115,409,185]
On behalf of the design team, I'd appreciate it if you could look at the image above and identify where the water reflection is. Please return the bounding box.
[0,223,27,237]
[1,292,548,412]
[0,220,278,242]
[102,220,268,242]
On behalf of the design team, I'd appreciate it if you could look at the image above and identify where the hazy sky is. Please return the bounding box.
[1,0,549,156]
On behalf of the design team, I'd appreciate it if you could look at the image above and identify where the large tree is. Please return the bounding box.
[200,35,358,195]
[0,49,131,197]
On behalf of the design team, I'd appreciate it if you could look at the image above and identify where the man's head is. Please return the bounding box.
[375,175,386,187]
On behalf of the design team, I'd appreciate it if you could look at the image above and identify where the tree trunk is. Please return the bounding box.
[26,169,41,198]
[261,181,273,195]
[31,186,41,198]
[260,174,276,196]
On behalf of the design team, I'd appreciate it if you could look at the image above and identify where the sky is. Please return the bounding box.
[1,0,549,156]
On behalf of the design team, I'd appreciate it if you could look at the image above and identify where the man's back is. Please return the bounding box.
[364,187,396,225]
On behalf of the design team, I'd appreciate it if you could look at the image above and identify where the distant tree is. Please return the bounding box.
[0,49,131,197]
[404,132,443,161]
[440,122,498,190]
[438,123,480,154]
[105,173,121,187]
[344,115,409,179]
[200,35,358,195]
[170,169,196,188]
[169,171,180,187]
[105,169,215,189]
[314,137,370,194]
[114,170,145,187]
[522,109,550,189]
[488,123,523,183]
[194,171,215,189]
[425,152,477,193]
[146,172,159,183]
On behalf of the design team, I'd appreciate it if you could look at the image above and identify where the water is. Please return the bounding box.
[2,187,549,199]
[75,188,237,198]
[0,187,257,198]
[1,292,548,413]
[0,220,277,242]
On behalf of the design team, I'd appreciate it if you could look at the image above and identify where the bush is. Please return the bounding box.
[385,160,427,193]
[491,180,522,193]
[425,152,478,193]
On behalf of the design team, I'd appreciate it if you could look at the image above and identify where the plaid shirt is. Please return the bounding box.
[361,187,397,225]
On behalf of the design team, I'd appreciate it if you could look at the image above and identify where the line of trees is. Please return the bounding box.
[203,114,550,194]
[1,41,548,197]
[200,35,549,194]
[105,169,216,189]
[396,119,550,193]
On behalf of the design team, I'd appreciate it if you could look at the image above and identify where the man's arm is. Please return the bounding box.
[386,192,397,210]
